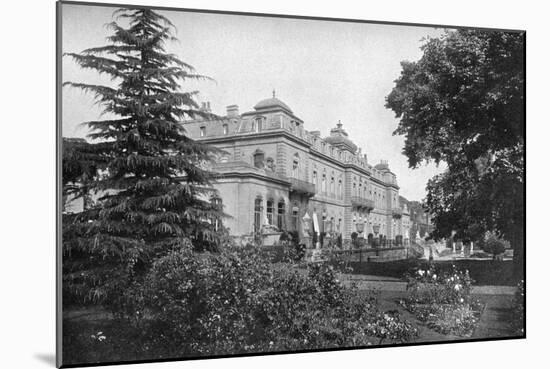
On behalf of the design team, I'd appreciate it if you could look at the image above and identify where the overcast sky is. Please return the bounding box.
[61,3,447,201]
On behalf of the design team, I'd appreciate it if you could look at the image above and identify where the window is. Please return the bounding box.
[254,197,263,233]
[353,183,357,197]
[292,206,299,231]
[292,154,299,178]
[338,180,342,199]
[223,124,228,135]
[253,150,265,168]
[277,201,285,230]
[210,196,222,231]
[254,117,263,132]
[322,174,327,193]
[267,199,274,225]
[330,177,335,196]
[312,170,317,185]
[200,126,206,137]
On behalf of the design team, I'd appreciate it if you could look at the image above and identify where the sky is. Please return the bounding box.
[61,3,448,201]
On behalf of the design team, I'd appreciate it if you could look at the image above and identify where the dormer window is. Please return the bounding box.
[200,126,206,137]
[253,117,263,133]
[222,124,228,135]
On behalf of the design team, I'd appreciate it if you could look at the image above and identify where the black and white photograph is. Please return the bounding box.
[57,0,525,367]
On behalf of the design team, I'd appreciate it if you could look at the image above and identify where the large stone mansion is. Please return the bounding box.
[184,93,412,247]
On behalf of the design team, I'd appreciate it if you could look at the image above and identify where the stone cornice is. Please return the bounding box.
[197,130,399,189]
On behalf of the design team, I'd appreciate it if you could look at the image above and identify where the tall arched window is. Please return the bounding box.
[222,124,228,135]
[277,201,285,230]
[266,199,274,225]
[312,170,317,185]
[338,179,342,199]
[330,177,335,197]
[254,197,263,233]
[321,174,327,193]
[291,204,299,231]
[353,183,357,197]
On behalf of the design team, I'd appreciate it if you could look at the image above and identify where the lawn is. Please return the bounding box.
[347,259,519,286]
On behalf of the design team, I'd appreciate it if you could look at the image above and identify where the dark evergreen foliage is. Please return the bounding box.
[386,30,524,275]
[62,8,225,307]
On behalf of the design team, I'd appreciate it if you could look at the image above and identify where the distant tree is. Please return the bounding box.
[62,8,225,308]
[386,29,524,276]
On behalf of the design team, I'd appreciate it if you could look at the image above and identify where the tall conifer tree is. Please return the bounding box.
[62,8,224,307]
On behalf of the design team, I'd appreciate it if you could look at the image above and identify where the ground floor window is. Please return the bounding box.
[266,199,274,225]
[254,197,262,233]
[277,201,285,230]
[210,196,222,231]
[291,207,299,231]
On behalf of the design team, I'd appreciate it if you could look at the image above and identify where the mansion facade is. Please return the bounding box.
[185,94,412,247]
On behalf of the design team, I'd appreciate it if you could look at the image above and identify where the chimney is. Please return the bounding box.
[206,101,211,112]
[226,104,239,117]
[310,130,321,137]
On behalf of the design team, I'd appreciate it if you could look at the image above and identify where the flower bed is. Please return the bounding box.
[399,265,484,337]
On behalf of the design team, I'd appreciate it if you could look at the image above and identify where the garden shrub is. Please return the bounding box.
[400,265,483,337]
[136,244,418,356]
[480,232,510,259]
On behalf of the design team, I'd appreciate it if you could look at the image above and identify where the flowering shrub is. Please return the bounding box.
[404,265,474,305]
[135,244,418,356]
[366,311,419,345]
[400,265,483,337]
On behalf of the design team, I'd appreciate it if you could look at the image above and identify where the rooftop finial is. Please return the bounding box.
[272,89,276,98]
[337,120,343,129]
